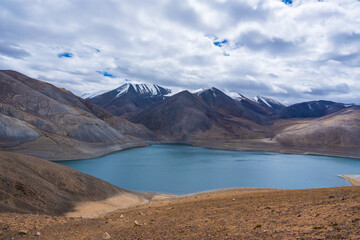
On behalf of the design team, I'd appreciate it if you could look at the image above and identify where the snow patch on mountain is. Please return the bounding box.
[227,92,247,100]
[254,95,284,108]
[192,88,207,95]
[81,90,108,99]
[116,84,131,97]
[115,83,171,97]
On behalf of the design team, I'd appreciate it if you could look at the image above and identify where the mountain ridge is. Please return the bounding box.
[1,70,360,160]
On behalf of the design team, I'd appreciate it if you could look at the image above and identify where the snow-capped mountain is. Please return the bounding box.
[115,83,171,98]
[87,83,172,118]
[253,95,285,110]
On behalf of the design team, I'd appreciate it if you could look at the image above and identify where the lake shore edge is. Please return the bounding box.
[49,138,360,162]
[339,175,360,186]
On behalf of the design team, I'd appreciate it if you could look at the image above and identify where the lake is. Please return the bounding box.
[58,144,360,194]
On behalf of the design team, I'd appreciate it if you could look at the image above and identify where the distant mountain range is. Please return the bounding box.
[1,70,360,160]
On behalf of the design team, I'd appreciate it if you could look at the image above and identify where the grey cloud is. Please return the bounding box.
[327,53,360,67]
[164,1,204,30]
[268,73,279,78]
[331,32,360,46]
[306,83,350,96]
[235,31,299,56]
[205,0,269,24]
[0,42,30,59]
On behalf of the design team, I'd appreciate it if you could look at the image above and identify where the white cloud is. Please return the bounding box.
[0,0,360,103]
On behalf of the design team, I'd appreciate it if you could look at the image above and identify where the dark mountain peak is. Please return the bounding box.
[279,100,347,119]
[196,87,232,101]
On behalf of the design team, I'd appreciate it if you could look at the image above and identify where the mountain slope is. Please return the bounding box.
[131,91,270,141]
[0,151,146,215]
[274,106,360,155]
[279,100,347,119]
[195,88,261,121]
[254,95,285,111]
[88,83,171,118]
[131,91,217,138]
[0,70,148,160]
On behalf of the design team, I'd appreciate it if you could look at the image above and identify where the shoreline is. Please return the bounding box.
[65,188,278,218]
[339,175,360,186]
[59,139,360,162]
[4,138,360,161]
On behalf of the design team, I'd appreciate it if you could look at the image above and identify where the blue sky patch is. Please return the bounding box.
[282,0,293,4]
[57,52,73,58]
[96,71,116,78]
[213,39,228,47]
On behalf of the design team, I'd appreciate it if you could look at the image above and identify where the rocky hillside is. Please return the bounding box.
[0,70,150,160]
[275,106,360,153]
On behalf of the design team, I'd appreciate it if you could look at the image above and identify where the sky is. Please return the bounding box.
[0,0,360,104]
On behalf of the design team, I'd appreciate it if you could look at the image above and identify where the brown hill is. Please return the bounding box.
[0,151,147,215]
[274,106,360,156]
[0,70,150,160]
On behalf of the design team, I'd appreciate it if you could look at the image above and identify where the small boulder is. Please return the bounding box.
[19,230,27,235]
[134,220,141,226]
[103,232,111,239]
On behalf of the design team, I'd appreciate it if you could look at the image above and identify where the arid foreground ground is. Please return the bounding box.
[0,187,359,239]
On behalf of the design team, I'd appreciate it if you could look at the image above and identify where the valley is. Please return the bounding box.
[0,70,359,239]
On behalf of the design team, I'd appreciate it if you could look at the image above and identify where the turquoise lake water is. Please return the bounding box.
[58,144,360,194]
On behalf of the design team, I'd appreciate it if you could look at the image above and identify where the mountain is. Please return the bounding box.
[131,90,270,141]
[131,91,217,139]
[81,89,108,99]
[195,88,258,120]
[88,83,172,118]
[254,95,285,110]
[0,151,148,215]
[279,100,348,119]
[195,88,284,124]
[2,70,359,159]
[274,106,360,157]
[0,70,149,160]
[229,92,276,116]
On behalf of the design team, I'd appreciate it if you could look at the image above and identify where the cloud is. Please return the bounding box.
[0,0,360,104]
[234,31,300,56]
[0,42,30,59]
